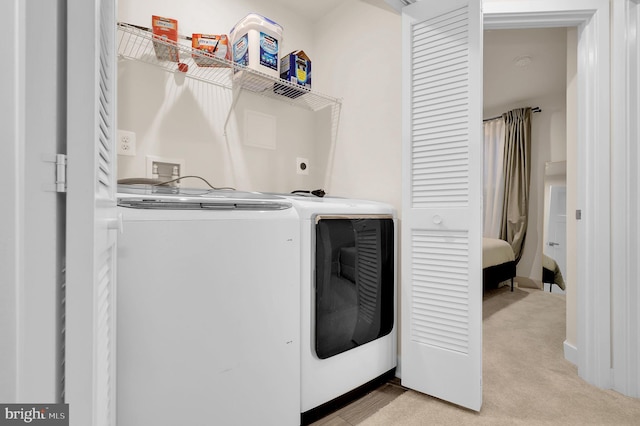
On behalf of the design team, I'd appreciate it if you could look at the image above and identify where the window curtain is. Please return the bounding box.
[500,107,532,262]
[483,118,505,238]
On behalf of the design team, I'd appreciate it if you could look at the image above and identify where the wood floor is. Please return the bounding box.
[310,378,407,426]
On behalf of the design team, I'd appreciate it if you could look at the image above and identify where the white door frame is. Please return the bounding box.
[0,0,23,401]
[484,0,612,389]
[1,0,65,402]
[66,0,119,424]
[611,0,640,398]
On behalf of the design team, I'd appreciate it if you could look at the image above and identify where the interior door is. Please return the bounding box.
[400,0,483,411]
[66,0,118,425]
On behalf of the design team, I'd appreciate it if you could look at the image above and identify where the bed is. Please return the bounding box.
[542,254,566,292]
[483,237,516,292]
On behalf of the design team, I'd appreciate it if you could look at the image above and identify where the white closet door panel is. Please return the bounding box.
[66,0,118,425]
[401,0,483,412]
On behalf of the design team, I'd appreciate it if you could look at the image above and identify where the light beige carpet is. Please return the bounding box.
[361,288,640,425]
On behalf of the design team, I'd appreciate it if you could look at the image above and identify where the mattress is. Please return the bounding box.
[482,237,515,269]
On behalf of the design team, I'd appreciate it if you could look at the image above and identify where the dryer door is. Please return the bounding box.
[314,216,394,359]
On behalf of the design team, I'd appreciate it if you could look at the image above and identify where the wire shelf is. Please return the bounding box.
[116,22,341,112]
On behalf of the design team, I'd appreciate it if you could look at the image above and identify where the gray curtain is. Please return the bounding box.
[500,107,532,263]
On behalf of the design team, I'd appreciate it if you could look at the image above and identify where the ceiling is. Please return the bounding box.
[269,0,394,21]
[269,0,344,21]
[483,28,568,114]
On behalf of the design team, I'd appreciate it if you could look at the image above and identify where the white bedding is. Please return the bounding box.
[482,238,515,269]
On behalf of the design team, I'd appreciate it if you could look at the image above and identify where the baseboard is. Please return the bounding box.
[564,340,577,365]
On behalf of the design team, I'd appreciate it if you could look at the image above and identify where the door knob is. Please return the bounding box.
[548,242,559,246]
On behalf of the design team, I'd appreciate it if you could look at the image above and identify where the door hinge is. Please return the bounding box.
[55,154,67,192]
[42,153,67,193]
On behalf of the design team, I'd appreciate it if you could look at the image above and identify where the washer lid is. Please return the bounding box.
[117,184,292,210]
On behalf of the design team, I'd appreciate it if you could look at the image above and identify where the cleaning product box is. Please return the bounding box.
[274,50,311,98]
[152,15,179,62]
[191,34,231,67]
[229,13,283,90]
[280,50,311,88]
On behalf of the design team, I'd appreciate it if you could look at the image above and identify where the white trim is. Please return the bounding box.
[384,0,410,14]
[66,0,118,424]
[1,0,63,402]
[0,0,22,402]
[66,0,100,419]
[575,1,611,389]
[564,340,578,365]
[611,0,640,398]
[484,0,612,390]
[484,0,604,28]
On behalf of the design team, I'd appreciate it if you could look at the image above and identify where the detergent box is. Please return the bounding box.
[151,15,179,62]
[280,50,311,88]
[274,50,311,98]
[191,34,231,67]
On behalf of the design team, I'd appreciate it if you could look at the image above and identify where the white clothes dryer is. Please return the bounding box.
[116,185,301,426]
[281,194,398,423]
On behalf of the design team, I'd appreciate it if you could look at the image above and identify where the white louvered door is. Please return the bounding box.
[400,0,483,411]
[66,0,118,425]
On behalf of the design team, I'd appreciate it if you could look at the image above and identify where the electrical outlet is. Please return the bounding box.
[296,157,309,175]
[117,130,137,156]
[146,156,186,182]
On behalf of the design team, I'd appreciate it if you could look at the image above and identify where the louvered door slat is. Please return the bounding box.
[410,10,470,210]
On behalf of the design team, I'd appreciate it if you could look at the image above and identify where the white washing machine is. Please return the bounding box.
[116,185,301,426]
[282,194,398,423]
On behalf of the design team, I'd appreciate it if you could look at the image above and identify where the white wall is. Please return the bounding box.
[313,1,402,207]
[118,0,324,193]
[117,0,402,204]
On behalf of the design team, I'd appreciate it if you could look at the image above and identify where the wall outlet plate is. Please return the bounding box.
[146,155,185,181]
[296,157,309,175]
[117,130,137,156]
